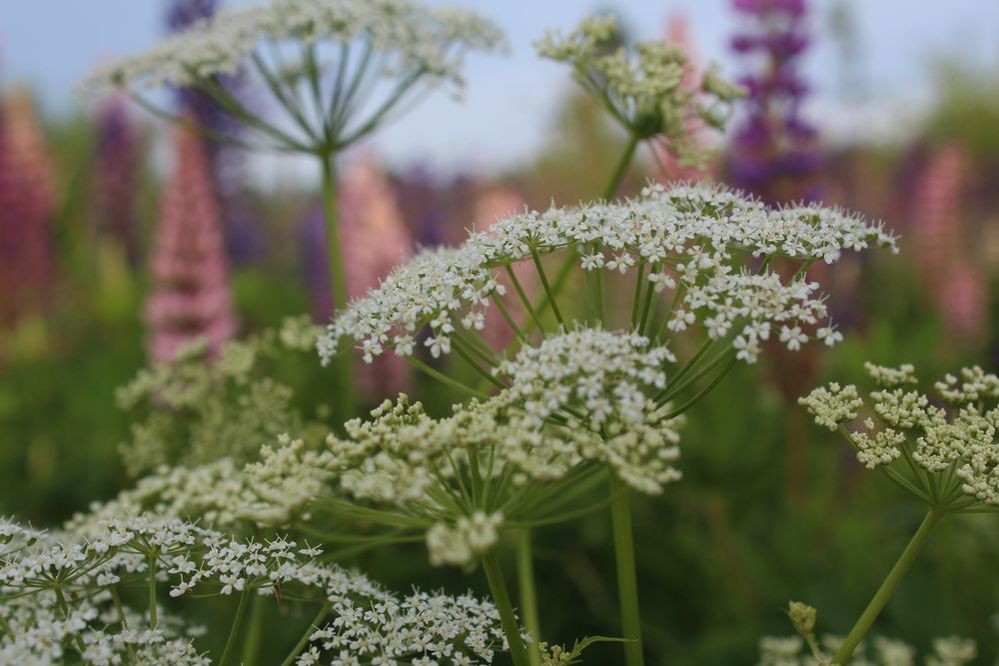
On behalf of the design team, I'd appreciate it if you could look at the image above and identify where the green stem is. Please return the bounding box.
[281,601,332,666]
[0,612,13,640]
[482,551,529,666]
[241,594,267,666]
[111,586,138,662]
[516,530,543,666]
[319,151,354,424]
[602,135,640,201]
[531,250,565,328]
[148,555,158,630]
[54,586,87,652]
[219,589,251,666]
[407,355,489,399]
[832,509,943,664]
[609,473,644,666]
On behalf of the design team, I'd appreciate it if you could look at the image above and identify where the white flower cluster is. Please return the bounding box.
[319,181,895,366]
[801,364,999,507]
[80,0,504,94]
[535,15,742,150]
[0,515,508,664]
[297,588,507,665]
[757,633,977,666]
[497,329,684,494]
[0,596,209,665]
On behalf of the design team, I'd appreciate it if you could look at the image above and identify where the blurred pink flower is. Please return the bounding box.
[303,156,414,399]
[0,91,57,325]
[144,125,237,362]
[654,13,711,183]
[474,187,535,352]
[911,143,986,341]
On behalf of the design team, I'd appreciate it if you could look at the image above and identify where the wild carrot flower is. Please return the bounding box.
[145,125,237,363]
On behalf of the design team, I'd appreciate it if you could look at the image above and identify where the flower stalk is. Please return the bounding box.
[482,551,530,666]
[833,509,942,664]
[609,472,644,666]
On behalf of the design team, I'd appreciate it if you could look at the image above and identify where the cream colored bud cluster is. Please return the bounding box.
[535,15,741,152]
[801,364,999,506]
[116,322,315,477]
[319,182,895,366]
[758,633,976,666]
[80,0,504,95]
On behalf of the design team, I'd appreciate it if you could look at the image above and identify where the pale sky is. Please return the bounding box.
[2,0,998,178]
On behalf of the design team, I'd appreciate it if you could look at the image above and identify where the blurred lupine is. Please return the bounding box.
[473,186,536,351]
[144,125,237,362]
[728,0,821,203]
[910,143,986,342]
[165,0,261,265]
[654,14,712,183]
[0,91,57,326]
[302,158,413,399]
[93,94,142,267]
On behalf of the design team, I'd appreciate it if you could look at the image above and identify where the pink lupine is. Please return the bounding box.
[474,187,535,352]
[911,143,986,341]
[0,91,56,326]
[144,124,237,362]
[654,13,711,183]
[303,157,414,399]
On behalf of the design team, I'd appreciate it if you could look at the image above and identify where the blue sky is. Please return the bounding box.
[2,1,998,177]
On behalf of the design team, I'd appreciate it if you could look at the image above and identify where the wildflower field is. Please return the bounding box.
[2,0,999,664]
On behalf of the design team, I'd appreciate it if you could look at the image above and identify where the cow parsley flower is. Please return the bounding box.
[536,15,741,161]
[80,0,504,153]
[802,364,999,510]
[318,181,896,369]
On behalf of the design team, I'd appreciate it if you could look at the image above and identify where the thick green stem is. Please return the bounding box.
[482,551,529,666]
[281,601,332,666]
[609,473,644,666]
[833,509,942,664]
[602,135,640,201]
[219,589,251,666]
[516,530,543,666]
[241,594,267,666]
[319,152,355,424]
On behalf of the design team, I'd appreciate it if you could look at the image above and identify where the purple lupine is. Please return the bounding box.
[94,95,142,267]
[0,92,57,326]
[728,0,820,203]
[165,0,261,265]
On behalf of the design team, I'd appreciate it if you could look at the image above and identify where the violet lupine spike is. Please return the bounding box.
[0,91,57,326]
[301,158,413,400]
[94,94,142,267]
[145,125,237,362]
[728,0,820,204]
[910,143,986,342]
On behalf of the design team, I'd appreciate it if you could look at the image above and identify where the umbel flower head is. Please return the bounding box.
[251,328,686,566]
[318,181,897,367]
[0,514,510,664]
[536,15,742,160]
[757,632,977,666]
[80,0,505,154]
[145,124,237,363]
[800,363,999,511]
